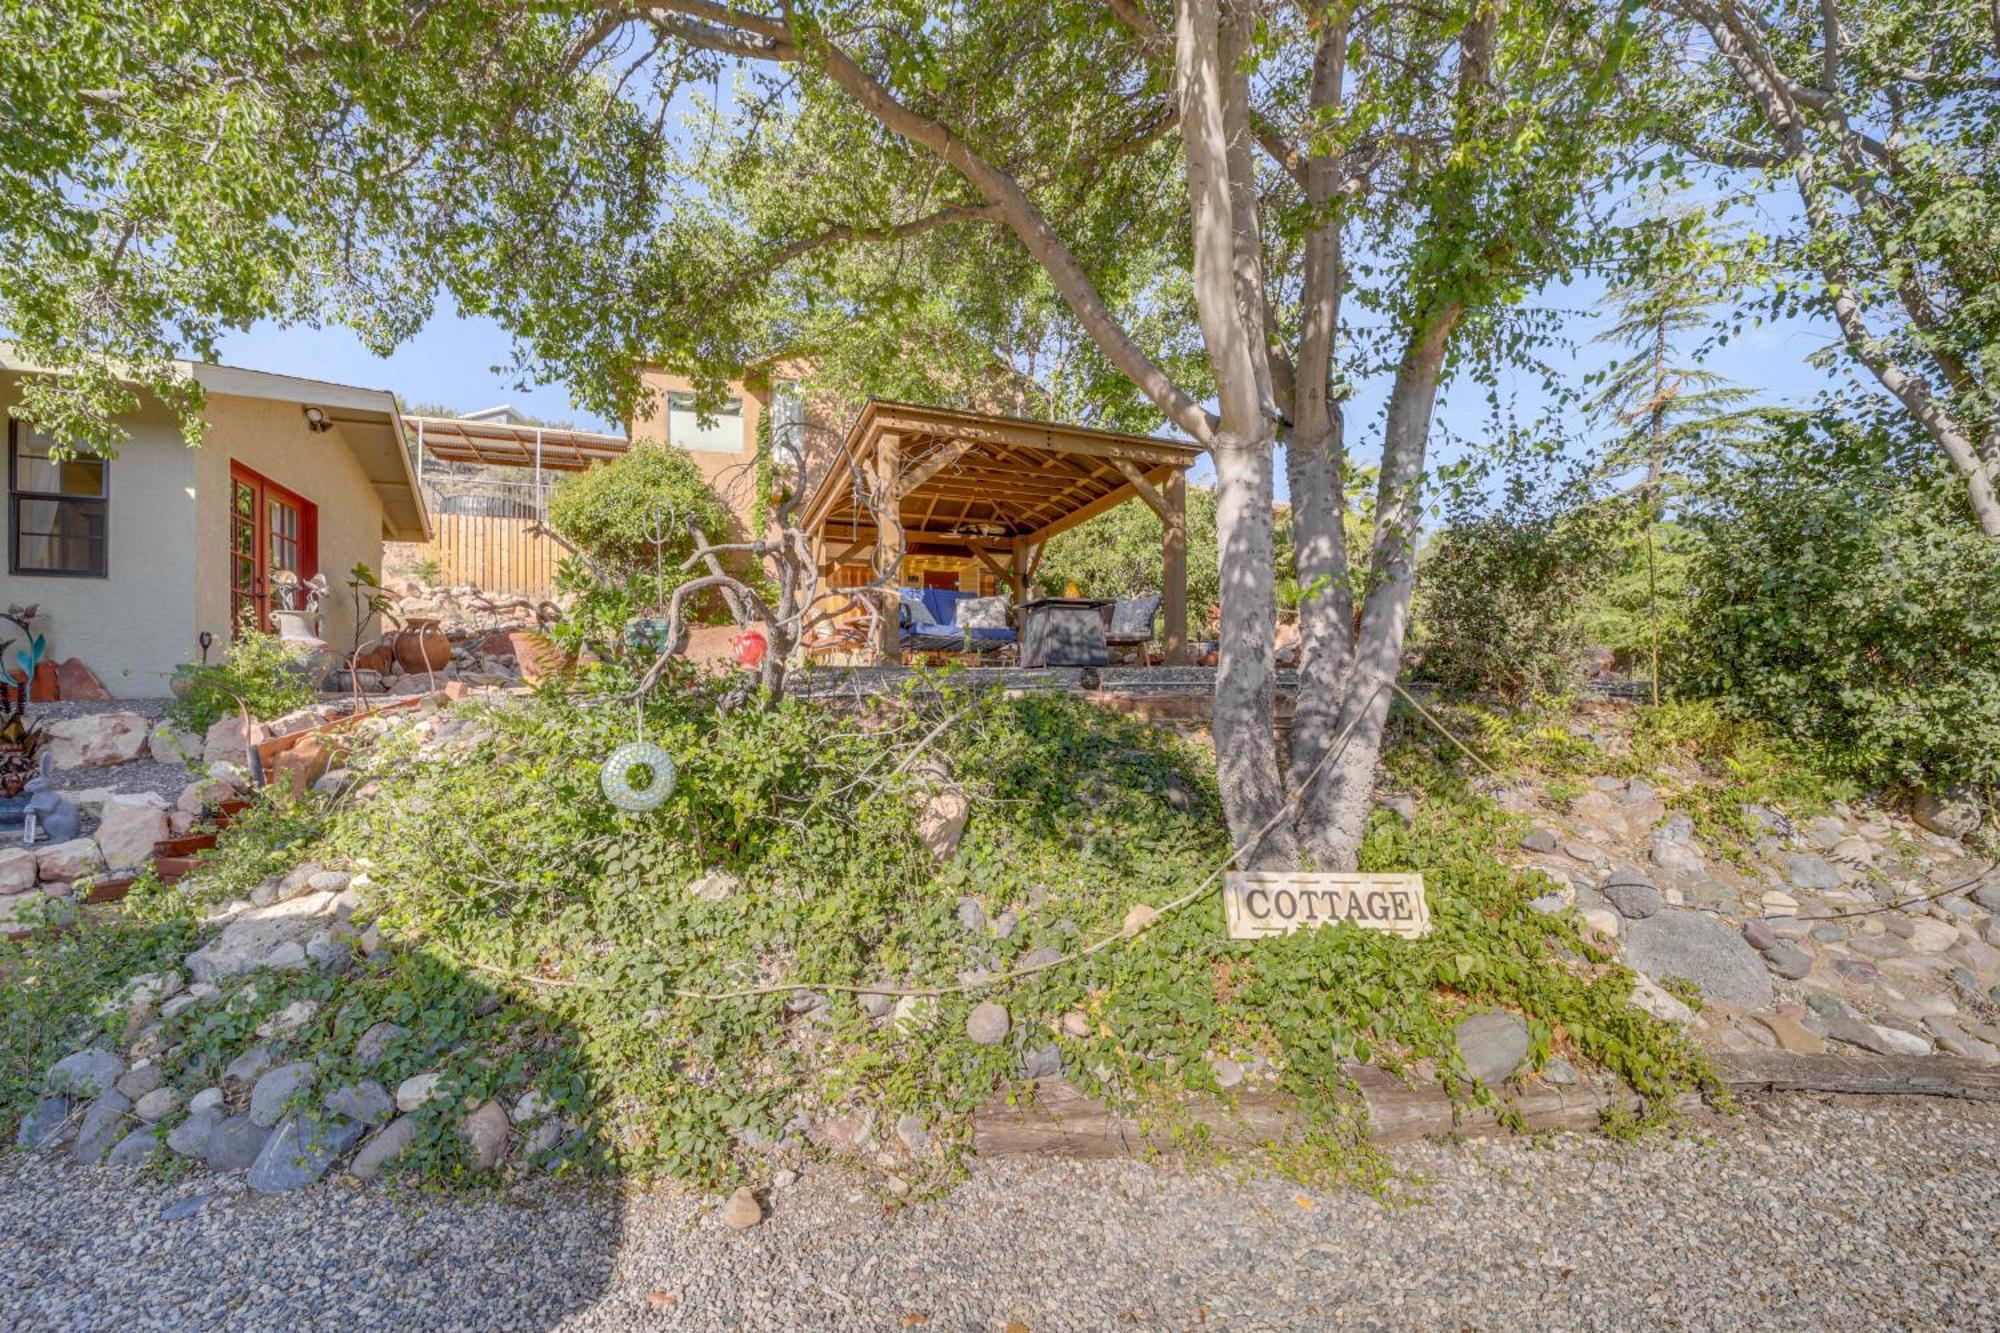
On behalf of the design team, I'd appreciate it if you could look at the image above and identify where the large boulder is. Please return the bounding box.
[43,712,149,768]
[147,722,204,767]
[1912,787,1984,841]
[202,716,249,767]
[248,1113,363,1193]
[46,1048,126,1098]
[183,890,343,983]
[0,846,37,894]
[95,795,169,871]
[36,838,104,883]
[1620,908,1774,1010]
[1454,1010,1531,1085]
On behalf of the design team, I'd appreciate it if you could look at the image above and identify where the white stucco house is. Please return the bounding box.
[2,355,428,698]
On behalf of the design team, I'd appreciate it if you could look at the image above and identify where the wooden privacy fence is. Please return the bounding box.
[397,512,565,600]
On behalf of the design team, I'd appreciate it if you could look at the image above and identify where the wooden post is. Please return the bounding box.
[872,433,903,662]
[1163,467,1188,665]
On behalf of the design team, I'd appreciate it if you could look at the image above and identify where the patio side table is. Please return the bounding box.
[1017,597,1112,668]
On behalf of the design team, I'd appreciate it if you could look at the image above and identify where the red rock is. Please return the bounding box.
[53,658,111,701]
[477,629,517,659]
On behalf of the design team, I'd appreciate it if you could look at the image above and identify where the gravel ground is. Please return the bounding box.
[31,701,194,817]
[3,1094,1997,1331]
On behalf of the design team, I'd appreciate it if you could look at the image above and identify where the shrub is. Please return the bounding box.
[1413,486,1620,701]
[544,447,743,653]
[165,619,319,734]
[1677,422,2000,792]
[545,445,735,574]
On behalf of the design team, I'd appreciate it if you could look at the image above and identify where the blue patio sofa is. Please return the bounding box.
[899,587,1016,656]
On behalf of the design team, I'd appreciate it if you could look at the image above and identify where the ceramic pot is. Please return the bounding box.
[507,630,574,685]
[391,618,453,673]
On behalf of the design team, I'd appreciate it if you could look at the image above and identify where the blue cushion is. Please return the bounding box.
[920,587,966,626]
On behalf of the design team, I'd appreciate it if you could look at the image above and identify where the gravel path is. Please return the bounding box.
[3,1094,1997,1331]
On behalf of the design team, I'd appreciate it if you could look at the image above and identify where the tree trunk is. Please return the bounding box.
[1305,316,1455,868]
[1175,0,1293,864]
[1284,413,1355,816]
[1212,431,1296,865]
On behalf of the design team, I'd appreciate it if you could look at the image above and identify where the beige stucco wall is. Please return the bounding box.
[190,393,389,667]
[630,370,767,538]
[0,379,198,697]
[2,378,391,698]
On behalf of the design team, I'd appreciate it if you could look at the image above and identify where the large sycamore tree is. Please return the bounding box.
[3,0,1638,866]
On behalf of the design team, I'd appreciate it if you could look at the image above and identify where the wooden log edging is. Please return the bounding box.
[972,1053,2000,1159]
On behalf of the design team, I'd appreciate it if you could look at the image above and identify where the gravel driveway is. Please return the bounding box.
[3,1095,1996,1331]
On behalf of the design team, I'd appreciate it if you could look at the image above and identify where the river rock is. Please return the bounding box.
[1784,853,1842,892]
[1763,943,1814,980]
[47,1048,126,1099]
[16,1096,71,1150]
[205,1114,271,1171]
[1454,1010,1530,1085]
[184,890,344,983]
[1621,909,1773,1010]
[1825,1017,1932,1057]
[721,1186,763,1230]
[105,1126,161,1168]
[353,1021,409,1069]
[325,1080,395,1126]
[71,1090,134,1164]
[164,1106,218,1157]
[1520,828,1561,854]
[1603,878,1663,920]
[134,1086,181,1123]
[966,1002,1011,1046]
[248,1113,364,1193]
[1906,919,1960,955]
[396,1071,443,1112]
[350,1116,418,1181]
[461,1099,510,1171]
[248,1061,317,1128]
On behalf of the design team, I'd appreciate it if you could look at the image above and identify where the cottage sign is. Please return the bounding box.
[1223,872,1430,941]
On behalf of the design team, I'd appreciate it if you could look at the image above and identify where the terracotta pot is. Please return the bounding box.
[391,618,453,673]
[507,631,574,685]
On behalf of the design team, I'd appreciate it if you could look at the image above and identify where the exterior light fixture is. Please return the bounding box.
[303,406,331,433]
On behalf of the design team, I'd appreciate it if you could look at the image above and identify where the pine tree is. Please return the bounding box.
[1589,208,1764,701]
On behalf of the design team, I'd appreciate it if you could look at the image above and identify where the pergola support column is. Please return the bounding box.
[871,433,903,662]
[1163,467,1188,664]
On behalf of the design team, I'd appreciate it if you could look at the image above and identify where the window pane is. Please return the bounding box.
[13,497,107,574]
[13,428,106,497]
[667,392,742,453]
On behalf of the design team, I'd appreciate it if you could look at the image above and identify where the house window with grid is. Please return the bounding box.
[8,421,109,577]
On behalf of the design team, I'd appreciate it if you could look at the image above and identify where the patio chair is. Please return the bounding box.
[1101,593,1163,663]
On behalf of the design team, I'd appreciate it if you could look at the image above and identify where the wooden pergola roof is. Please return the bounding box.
[801,400,1204,552]
[404,415,632,471]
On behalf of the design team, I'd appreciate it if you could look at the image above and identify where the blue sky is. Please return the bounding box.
[220,273,1848,503]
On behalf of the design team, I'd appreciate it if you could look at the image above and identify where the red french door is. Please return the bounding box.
[229,463,317,634]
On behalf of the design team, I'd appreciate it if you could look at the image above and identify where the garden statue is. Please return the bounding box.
[21,751,79,845]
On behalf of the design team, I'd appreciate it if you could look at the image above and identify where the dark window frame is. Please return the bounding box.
[7,420,110,578]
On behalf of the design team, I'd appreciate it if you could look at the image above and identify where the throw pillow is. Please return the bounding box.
[954,595,1010,630]
[1110,595,1161,637]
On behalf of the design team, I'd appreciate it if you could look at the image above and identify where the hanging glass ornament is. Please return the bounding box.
[600,741,676,812]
